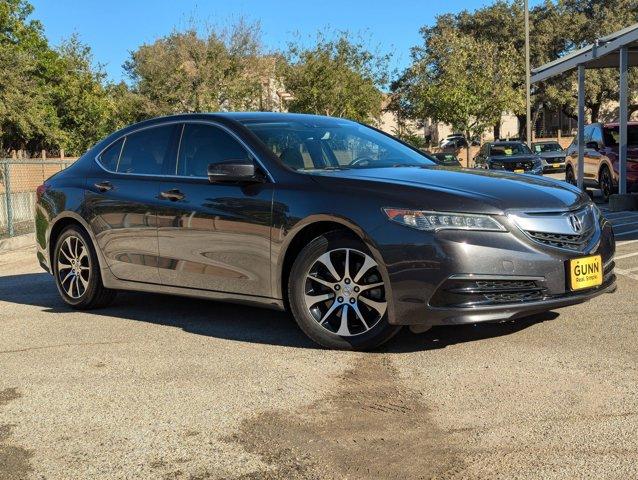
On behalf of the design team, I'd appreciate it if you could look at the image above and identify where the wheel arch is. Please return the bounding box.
[47,213,106,273]
[598,160,614,184]
[275,215,394,323]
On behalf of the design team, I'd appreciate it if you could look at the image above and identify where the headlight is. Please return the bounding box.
[592,203,603,221]
[383,208,506,232]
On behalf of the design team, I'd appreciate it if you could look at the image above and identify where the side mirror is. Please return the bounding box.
[207,159,264,184]
[586,141,599,151]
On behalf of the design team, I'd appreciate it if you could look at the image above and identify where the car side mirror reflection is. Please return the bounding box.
[207,159,264,184]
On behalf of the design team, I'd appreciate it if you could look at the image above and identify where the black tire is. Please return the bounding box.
[599,165,616,202]
[287,231,401,350]
[53,225,116,309]
[566,165,577,186]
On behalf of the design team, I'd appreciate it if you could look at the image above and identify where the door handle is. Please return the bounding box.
[160,189,185,201]
[94,181,113,192]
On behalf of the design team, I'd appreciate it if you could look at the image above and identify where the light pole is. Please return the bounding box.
[524,0,531,146]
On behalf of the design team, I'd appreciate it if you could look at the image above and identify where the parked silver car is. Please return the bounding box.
[532,141,566,173]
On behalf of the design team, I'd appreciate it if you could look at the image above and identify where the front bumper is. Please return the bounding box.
[375,216,616,328]
[542,159,566,172]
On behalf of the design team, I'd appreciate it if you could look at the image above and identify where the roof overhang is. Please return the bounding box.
[531,23,638,83]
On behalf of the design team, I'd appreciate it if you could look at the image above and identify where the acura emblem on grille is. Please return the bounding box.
[569,214,583,234]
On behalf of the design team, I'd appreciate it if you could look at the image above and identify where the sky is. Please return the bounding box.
[30,0,544,83]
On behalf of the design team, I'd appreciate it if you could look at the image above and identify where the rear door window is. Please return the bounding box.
[117,125,179,175]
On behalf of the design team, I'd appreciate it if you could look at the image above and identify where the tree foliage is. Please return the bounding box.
[124,21,276,116]
[393,0,638,137]
[395,27,519,142]
[280,32,388,123]
[0,0,62,151]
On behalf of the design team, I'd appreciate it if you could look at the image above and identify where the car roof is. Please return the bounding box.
[115,112,358,134]
[532,140,561,144]
[488,141,526,146]
[602,121,638,128]
[166,111,352,123]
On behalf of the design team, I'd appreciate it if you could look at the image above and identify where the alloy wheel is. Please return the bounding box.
[303,248,387,337]
[57,235,91,299]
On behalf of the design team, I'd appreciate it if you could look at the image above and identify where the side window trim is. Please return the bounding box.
[173,124,186,176]
[115,136,126,172]
[94,120,274,183]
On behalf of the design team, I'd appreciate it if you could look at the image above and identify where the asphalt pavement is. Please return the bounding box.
[1,206,637,479]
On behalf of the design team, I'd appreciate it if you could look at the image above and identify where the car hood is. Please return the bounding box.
[310,166,588,214]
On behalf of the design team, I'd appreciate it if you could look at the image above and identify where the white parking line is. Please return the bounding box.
[615,228,638,237]
[604,211,635,218]
[606,215,638,222]
[611,220,638,228]
[614,251,638,260]
[617,239,638,246]
[615,267,638,280]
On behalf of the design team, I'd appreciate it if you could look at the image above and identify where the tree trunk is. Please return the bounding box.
[517,114,526,140]
[590,103,601,123]
[493,122,501,141]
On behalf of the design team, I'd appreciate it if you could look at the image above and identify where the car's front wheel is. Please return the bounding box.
[53,225,116,309]
[288,231,401,350]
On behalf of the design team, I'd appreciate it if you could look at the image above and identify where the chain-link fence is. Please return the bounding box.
[0,159,76,238]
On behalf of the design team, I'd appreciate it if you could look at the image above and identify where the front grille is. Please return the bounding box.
[509,206,599,253]
[484,291,544,303]
[546,156,564,164]
[474,280,537,291]
[526,230,592,251]
[430,279,545,307]
[504,161,534,171]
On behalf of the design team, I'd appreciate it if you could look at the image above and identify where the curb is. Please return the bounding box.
[0,233,35,253]
[609,194,638,212]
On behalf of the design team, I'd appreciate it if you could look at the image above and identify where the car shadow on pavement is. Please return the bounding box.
[0,272,558,353]
[382,311,559,353]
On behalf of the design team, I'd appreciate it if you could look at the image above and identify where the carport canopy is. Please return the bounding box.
[531,23,638,195]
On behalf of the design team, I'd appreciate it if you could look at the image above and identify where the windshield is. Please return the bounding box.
[533,142,563,153]
[603,125,638,146]
[434,153,460,165]
[242,119,435,170]
[490,143,532,156]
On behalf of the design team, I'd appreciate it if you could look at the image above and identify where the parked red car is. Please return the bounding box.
[565,122,638,200]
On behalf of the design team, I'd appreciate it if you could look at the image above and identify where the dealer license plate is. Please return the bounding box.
[569,255,603,291]
[514,169,525,173]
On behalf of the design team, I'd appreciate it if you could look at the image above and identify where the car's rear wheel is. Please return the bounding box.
[599,165,616,202]
[288,231,401,350]
[53,226,116,309]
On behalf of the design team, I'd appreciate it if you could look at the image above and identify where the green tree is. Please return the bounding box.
[561,0,638,122]
[423,1,569,138]
[124,20,271,116]
[0,0,62,153]
[396,28,519,163]
[280,32,389,123]
[48,35,118,154]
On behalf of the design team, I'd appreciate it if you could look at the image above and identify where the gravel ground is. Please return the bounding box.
[1,239,637,479]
